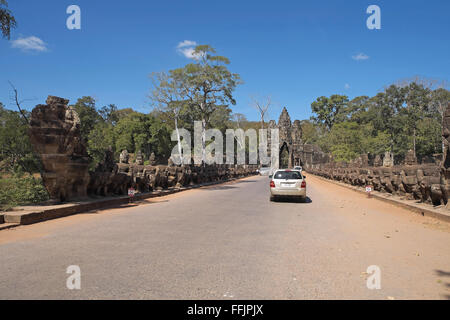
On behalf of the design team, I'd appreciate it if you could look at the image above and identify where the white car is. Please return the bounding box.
[269,169,306,201]
[258,167,271,176]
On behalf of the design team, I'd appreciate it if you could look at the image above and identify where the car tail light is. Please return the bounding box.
[301,181,306,188]
[270,180,275,188]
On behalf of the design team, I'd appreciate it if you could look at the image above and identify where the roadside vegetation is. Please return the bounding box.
[0,42,448,209]
[303,80,449,163]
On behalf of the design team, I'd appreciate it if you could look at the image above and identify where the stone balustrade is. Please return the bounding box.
[29,96,257,203]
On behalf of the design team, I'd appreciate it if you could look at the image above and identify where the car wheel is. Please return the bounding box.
[270,195,275,202]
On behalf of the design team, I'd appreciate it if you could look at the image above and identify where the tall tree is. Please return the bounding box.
[0,104,38,174]
[99,104,120,126]
[311,95,349,130]
[0,0,16,39]
[251,95,271,130]
[174,45,241,163]
[403,83,431,156]
[149,71,188,164]
[430,88,450,152]
[71,96,101,141]
[370,86,406,153]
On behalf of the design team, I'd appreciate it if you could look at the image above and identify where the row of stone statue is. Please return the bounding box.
[306,102,450,208]
[308,158,445,206]
[28,96,257,203]
[119,150,156,165]
[90,149,258,197]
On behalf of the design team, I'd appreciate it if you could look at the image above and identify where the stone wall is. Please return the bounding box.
[29,96,257,203]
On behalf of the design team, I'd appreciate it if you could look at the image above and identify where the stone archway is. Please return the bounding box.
[294,157,304,167]
[280,142,290,168]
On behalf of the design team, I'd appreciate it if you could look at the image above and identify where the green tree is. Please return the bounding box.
[311,94,349,130]
[300,120,327,145]
[0,103,39,174]
[209,104,232,133]
[347,96,370,124]
[430,88,450,152]
[173,45,241,163]
[99,104,120,125]
[71,96,102,141]
[326,122,363,162]
[402,83,432,156]
[415,117,441,160]
[149,71,189,164]
[369,87,406,154]
[0,0,16,39]
[87,122,115,169]
[114,112,172,161]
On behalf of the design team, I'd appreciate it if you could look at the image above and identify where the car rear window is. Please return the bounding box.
[274,171,302,180]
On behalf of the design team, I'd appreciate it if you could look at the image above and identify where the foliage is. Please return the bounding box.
[311,94,349,130]
[0,175,49,211]
[71,96,102,141]
[113,111,172,161]
[0,103,40,174]
[307,84,449,163]
[0,0,16,39]
[87,121,115,169]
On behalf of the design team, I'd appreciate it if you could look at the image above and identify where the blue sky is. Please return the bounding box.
[0,0,449,122]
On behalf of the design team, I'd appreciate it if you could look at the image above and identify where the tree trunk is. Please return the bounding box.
[201,117,206,165]
[174,116,183,165]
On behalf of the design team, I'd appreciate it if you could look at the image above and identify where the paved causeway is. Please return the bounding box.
[1,175,449,299]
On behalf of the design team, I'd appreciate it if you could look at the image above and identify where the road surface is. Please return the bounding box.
[1,174,449,299]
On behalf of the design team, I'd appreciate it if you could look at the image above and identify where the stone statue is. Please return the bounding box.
[383,151,394,167]
[373,155,382,167]
[149,152,156,166]
[404,149,417,165]
[440,102,450,206]
[29,96,90,202]
[135,150,144,165]
[119,150,129,164]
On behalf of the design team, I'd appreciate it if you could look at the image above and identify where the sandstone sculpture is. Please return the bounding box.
[440,102,450,206]
[149,152,156,165]
[29,96,90,202]
[135,150,144,165]
[383,151,394,167]
[119,150,129,164]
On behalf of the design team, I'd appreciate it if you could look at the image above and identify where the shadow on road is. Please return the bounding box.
[234,180,259,183]
[435,270,450,300]
[271,196,312,204]
[200,185,237,191]
[82,199,170,214]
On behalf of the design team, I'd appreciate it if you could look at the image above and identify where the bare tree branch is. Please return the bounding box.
[251,95,271,129]
[8,81,30,125]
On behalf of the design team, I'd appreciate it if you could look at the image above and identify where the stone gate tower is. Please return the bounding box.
[269,107,329,169]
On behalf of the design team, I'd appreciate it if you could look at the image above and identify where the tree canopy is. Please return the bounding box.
[307,83,449,163]
[0,0,16,39]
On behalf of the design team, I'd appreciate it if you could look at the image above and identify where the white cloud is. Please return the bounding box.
[176,40,201,59]
[11,36,48,52]
[345,83,350,89]
[352,53,369,61]
[177,40,197,48]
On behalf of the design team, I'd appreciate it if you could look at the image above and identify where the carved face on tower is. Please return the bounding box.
[278,107,292,145]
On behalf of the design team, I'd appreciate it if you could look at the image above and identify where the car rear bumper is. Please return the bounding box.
[270,188,306,197]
